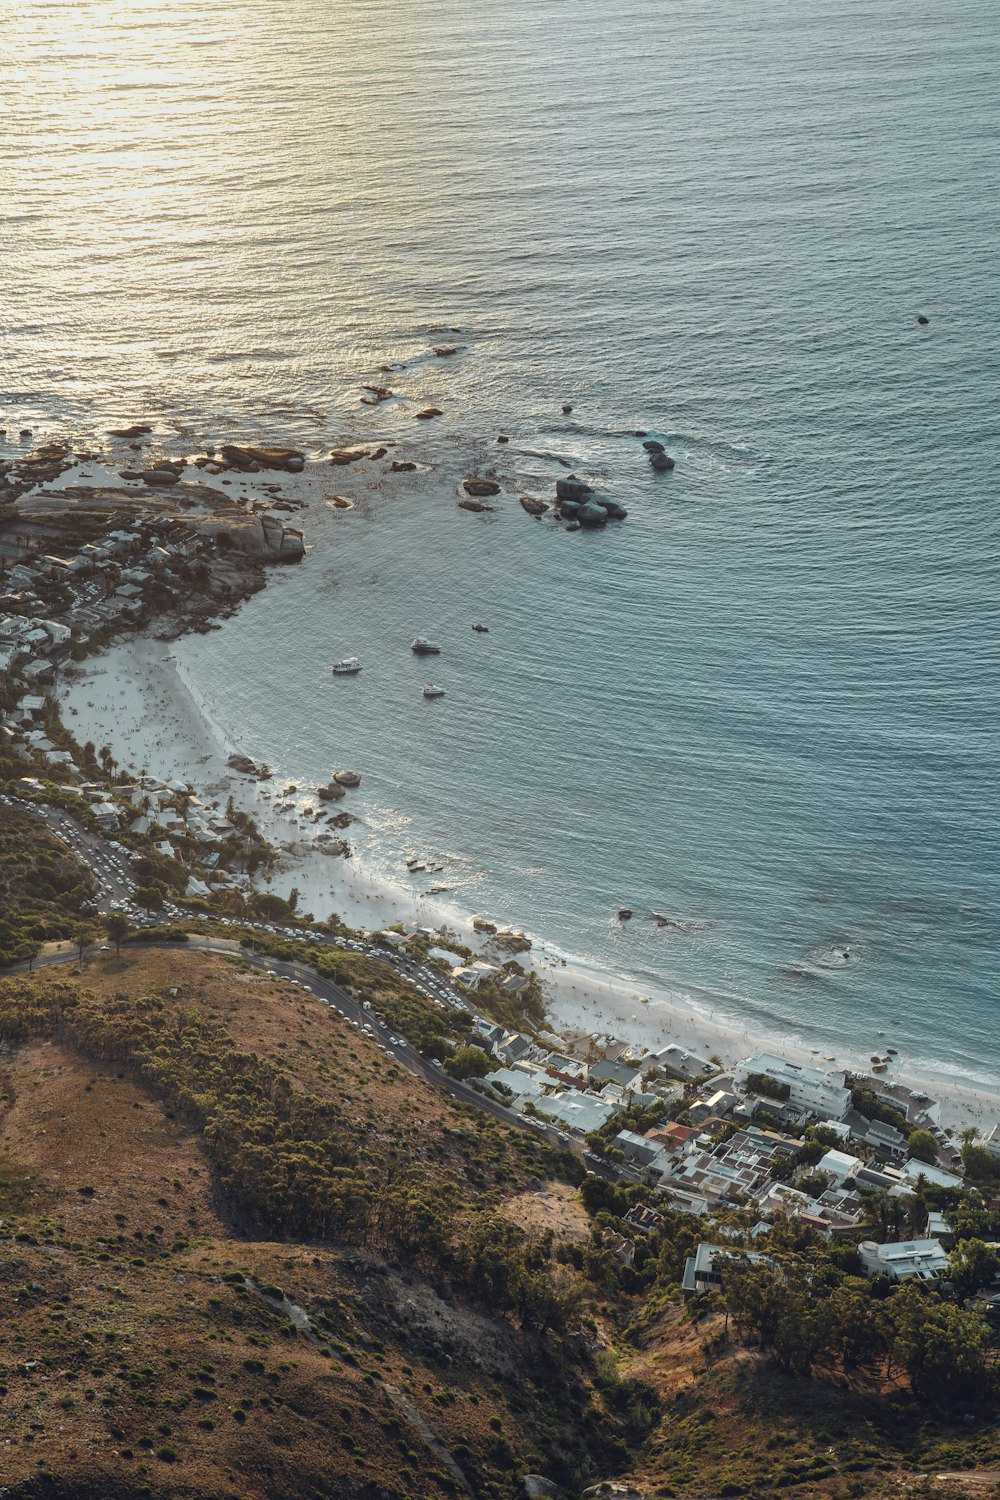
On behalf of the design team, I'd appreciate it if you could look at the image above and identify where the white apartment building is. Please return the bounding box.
[735,1052,851,1121]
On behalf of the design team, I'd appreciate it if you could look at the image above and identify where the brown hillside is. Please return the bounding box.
[0,950,642,1500]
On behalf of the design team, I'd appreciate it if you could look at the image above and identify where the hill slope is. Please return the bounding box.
[0,949,647,1500]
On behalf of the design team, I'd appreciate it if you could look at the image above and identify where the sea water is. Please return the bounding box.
[3,0,999,1084]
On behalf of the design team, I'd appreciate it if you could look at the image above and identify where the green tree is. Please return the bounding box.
[888,1283,991,1406]
[105,911,132,955]
[949,1238,1000,1302]
[961,1143,1000,1184]
[75,924,97,961]
[445,1045,493,1080]
[135,884,165,913]
[908,1129,938,1164]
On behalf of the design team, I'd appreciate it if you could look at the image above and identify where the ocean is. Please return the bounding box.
[3,0,999,1085]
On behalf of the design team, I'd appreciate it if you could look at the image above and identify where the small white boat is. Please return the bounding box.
[423,683,445,698]
[332,657,362,675]
[411,638,440,655]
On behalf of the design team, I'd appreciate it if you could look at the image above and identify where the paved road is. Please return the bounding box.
[6,934,624,1185]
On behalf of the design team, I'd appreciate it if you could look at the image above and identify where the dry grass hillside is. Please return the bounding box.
[0,949,648,1500]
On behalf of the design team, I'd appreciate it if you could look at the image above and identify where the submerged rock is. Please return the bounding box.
[458,498,492,513]
[107,422,153,438]
[519,495,549,515]
[415,406,443,420]
[463,477,501,496]
[917,313,930,325]
[649,451,675,471]
[390,460,417,472]
[329,448,368,466]
[642,438,664,452]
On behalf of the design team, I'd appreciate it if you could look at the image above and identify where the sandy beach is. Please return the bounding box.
[58,610,1000,1139]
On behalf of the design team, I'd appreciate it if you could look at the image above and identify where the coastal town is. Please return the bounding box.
[2,437,999,1328]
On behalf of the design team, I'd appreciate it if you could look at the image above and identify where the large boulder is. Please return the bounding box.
[463,477,501,497]
[219,444,305,473]
[592,494,628,520]
[277,528,305,561]
[555,477,592,502]
[458,498,492,513]
[519,496,549,516]
[649,451,675,471]
[577,501,609,527]
[260,514,305,562]
[139,468,180,486]
[317,782,347,802]
[329,449,367,466]
[333,769,361,788]
[524,1479,564,1500]
[641,439,664,453]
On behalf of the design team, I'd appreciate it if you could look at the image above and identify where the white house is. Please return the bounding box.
[902,1158,964,1191]
[858,1238,949,1284]
[817,1148,863,1184]
[533,1091,618,1135]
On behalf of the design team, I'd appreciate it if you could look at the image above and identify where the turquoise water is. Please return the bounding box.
[3,0,999,1084]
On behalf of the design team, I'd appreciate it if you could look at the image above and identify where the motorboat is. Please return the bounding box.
[472,623,489,633]
[332,657,362,674]
[411,638,440,655]
[423,683,445,698]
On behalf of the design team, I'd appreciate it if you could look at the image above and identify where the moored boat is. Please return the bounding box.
[332,657,362,674]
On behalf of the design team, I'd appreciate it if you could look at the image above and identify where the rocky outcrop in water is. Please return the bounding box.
[463,478,501,497]
[218,444,305,473]
[643,439,675,471]
[555,477,592,503]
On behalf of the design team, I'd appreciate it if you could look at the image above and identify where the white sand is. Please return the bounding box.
[51,449,1000,1140]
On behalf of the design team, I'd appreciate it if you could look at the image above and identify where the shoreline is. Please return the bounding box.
[22,434,992,1142]
[58,627,1000,1139]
